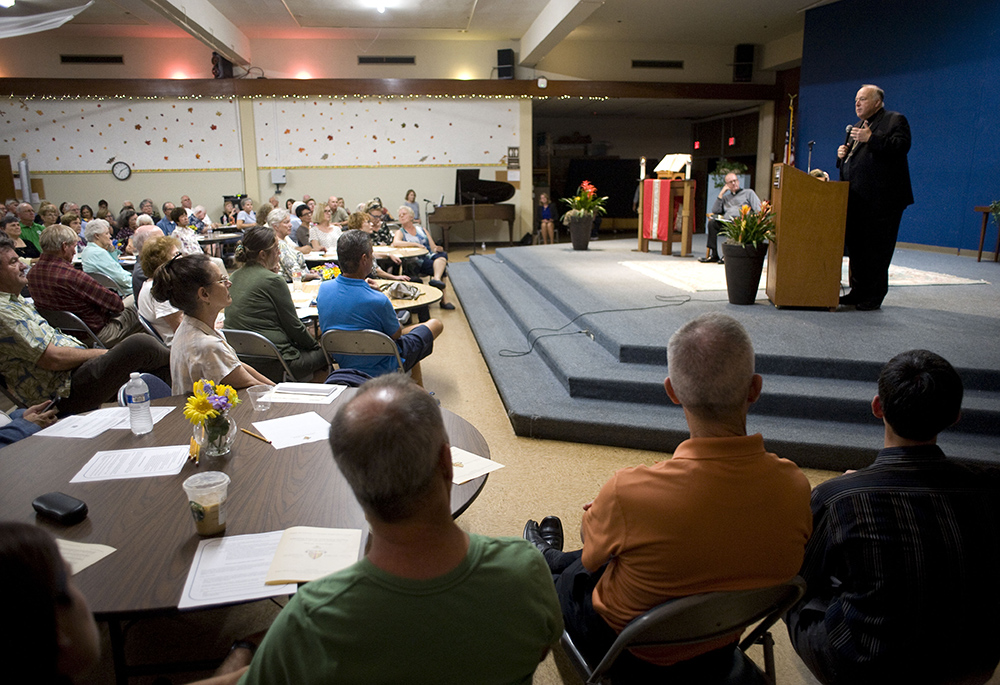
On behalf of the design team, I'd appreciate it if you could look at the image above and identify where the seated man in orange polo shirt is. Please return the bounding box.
[524,313,812,678]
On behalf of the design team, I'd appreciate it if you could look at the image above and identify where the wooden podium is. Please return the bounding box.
[766,163,849,309]
[637,177,695,256]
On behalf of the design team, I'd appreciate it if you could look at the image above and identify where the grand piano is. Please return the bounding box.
[428,169,516,251]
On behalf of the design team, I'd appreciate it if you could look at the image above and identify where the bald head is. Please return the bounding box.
[132,225,164,255]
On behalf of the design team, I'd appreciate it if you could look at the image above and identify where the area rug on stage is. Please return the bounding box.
[619,259,989,292]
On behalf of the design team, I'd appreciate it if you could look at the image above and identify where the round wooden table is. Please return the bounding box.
[291,278,442,314]
[0,388,489,617]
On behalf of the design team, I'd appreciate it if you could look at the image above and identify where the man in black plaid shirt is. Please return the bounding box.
[788,350,1000,684]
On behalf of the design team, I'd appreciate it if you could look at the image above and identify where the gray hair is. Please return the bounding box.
[132,225,164,254]
[667,313,756,420]
[39,224,78,253]
[329,375,447,522]
[83,218,111,243]
[397,205,414,220]
[136,213,154,226]
[861,84,885,103]
[266,208,290,230]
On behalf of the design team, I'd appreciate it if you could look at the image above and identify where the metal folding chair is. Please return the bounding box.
[36,308,106,349]
[319,329,405,374]
[561,577,807,684]
[221,328,298,382]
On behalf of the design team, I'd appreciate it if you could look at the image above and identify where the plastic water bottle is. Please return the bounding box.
[292,266,303,291]
[125,372,153,435]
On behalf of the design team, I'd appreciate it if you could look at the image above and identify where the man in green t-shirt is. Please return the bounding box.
[16,203,44,253]
[239,375,563,685]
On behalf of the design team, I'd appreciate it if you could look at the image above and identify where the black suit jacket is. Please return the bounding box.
[837,108,914,210]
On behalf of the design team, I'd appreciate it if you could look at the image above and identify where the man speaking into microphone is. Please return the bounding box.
[837,84,913,310]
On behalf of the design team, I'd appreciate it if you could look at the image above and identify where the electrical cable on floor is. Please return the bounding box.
[498,294,693,357]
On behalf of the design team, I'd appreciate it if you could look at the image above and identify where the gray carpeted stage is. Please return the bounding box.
[450,236,1000,471]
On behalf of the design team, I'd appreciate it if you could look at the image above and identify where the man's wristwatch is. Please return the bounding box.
[229,639,258,656]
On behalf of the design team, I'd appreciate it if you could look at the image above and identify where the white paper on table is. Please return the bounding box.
[264,526,363,585]
[267,387,342,404]
[450,446,504,485]
[107,406,175,429]
[274,383,340,396]
[252,412,331,449]
[178,531,298,610]
[69,445,189,483]
[36,406,175,438]
[295,306,318,319]
[55,539,117,575]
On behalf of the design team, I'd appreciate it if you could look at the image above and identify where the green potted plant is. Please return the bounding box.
[560,180,607,250]
[719,201,776,304]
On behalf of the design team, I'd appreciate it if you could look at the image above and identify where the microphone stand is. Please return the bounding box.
[807,140,815,172]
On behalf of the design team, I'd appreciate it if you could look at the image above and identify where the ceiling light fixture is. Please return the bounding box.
[377,5,385,13]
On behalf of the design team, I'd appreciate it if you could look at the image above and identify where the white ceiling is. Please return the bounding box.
[6,0,831,43]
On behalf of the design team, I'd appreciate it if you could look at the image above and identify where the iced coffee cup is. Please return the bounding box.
[182,471,230,536]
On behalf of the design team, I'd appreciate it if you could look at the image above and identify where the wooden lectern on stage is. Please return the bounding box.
[766,163,849,309]
[637,177,695,256]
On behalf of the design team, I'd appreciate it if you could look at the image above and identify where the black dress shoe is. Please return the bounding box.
[439,302,455,310]
[522,519,551,553]
[539,516,564,551]
[429,279,446,290]
[856,301,882,311]
[698,255,720,263]
[717,258,724,266]
[839,291,859,305]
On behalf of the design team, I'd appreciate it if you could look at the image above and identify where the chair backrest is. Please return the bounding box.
[116,373,173,406]
[35,308,106,349]
[319,329,405,373]
[87,271,123,294]
[571,577,807,684]
[0,372,26,409]
[137,313,166,345]
[221,329,297,382]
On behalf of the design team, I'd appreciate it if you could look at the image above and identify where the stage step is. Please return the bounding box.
[450,249,1000,471]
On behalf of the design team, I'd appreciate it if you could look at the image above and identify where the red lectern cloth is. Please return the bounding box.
[642,179,677,241]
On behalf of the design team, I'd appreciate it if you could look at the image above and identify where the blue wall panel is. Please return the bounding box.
[798,0,999,250]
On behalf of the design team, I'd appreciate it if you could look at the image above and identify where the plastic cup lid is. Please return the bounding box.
[183,471,230,490]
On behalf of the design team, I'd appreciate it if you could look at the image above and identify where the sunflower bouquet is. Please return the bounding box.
[184,380,240,461]
[310,262,342,281]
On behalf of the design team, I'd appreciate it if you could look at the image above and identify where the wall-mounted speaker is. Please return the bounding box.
[211,52,234,79]
[497,48,514,80]
[732,44,755,83]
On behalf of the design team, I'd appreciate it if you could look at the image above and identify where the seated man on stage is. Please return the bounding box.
[316,231,442,385]
[0,234,170,415]
[701,172,761,264]
[787,349,1000,685]
[239,374,563,684]
[27,224,141,348]
[524,313,812,678]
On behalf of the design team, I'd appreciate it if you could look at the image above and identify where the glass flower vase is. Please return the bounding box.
[194,410,237,458]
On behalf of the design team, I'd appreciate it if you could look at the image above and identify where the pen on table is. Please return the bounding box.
[240,428,271,444]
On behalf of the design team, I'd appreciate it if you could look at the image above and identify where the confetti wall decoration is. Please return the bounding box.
[253,97,518,168]
[0,98,243,171]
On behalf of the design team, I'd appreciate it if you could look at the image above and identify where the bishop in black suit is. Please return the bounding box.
[837,85,913,310]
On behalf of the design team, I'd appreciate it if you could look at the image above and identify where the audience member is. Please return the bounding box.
[2,214,39,259]
[239,374,562,684]
[16,202,43,252]
[152,253,272,394]
[328,195,350,225]
[235,198,256,230]
[116,208,138,247]
[28,225,140,348]
[787,349,1000,684]
[156,201,177,235]
[268,208,316,283]
[0,234,169,414]
[292,203,310,246]
[402,189,421,222]
[317,231,442,384]
[538,193,555,245]
[138,198,159,223]
[170,207,201,255]
[220,199,238,226]
[0,522,254,684]
[180,194,194,216]
[38,202,60,232]
[137,235,183,344]
[225,226,327,382]
[524,313,811,676]
[308,205,340,252]
[254,202,272,227]
[80,219,133,296]
[347,211,410,282]
[393,205,454,309]
[130,224,164,295]
[79,204,94,223]
[191,205,211,231]
[268,196,280,208]
[0,401,58,448]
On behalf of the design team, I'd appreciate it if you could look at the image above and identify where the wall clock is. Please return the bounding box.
[112,161,131,180]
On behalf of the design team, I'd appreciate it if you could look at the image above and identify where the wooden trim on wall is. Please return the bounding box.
[0,78,778,101]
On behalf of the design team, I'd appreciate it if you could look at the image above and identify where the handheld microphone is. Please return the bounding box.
[844,124,854,147]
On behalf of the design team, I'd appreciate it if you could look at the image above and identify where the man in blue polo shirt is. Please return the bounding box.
[317,230,442,383]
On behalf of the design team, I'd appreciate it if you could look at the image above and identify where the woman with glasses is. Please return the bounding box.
[152,253,273,394]
[225,227,327,382]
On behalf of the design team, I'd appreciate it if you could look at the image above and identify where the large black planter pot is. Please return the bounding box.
[722,242,768,305]
[568,215,594,250]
